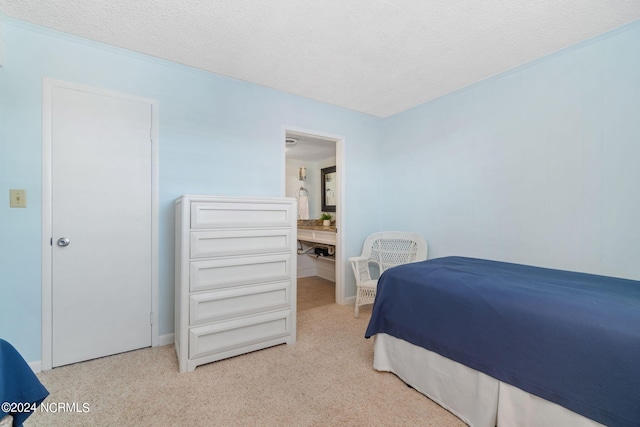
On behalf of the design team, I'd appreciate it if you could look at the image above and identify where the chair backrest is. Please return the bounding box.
[361,231,428,272]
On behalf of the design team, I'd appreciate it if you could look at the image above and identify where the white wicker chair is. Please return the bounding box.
[350,231,428,317]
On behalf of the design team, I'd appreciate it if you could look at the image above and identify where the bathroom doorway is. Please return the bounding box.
[283,127,344,307]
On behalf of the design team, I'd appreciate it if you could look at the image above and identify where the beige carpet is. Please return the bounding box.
[297,276,335,311]
[30,303,464,426]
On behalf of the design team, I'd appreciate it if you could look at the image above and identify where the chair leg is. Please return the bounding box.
[354,288,360,318]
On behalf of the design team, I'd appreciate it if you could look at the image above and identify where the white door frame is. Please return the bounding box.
[41,78,160,371]
[282,126,346,305]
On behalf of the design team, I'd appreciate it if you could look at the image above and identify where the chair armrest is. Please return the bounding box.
[350,256,379,284]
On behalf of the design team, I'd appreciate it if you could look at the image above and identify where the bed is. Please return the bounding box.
[0,339,49,427]
[365,256,640,427]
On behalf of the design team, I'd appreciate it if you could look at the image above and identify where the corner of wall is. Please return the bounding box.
[158,333,175,347]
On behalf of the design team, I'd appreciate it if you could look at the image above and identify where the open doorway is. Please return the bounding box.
[284,128,344,310]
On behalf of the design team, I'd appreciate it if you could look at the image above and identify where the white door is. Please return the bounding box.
[51,86,152,367]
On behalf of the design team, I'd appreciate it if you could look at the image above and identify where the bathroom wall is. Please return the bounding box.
[286,159,320,219]
[287,156,337,281]
[285,156,337,220]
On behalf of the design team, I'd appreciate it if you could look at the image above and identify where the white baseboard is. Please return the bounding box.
[343,295,356,305]
[29,360,42,374]
[297,267,316,278]
[317,269,335,282]
[158,333,175,347]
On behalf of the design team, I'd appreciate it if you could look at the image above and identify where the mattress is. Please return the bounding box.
[374,333,604,427]
[365,256,640,426]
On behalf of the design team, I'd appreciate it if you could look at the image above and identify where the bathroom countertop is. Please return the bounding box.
[297,220,337,232]
[298,224,337,232]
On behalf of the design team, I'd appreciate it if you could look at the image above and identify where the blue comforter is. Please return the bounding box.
[365,256,640,427]
[0,339,49,427]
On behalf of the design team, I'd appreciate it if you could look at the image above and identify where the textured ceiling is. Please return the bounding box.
[1,1,639,117]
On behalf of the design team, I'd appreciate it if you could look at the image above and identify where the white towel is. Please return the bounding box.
[298,195,309,220]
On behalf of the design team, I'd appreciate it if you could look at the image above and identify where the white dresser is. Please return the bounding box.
[175,195,297,372]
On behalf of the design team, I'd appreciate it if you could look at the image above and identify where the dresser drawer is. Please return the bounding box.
[190,228,293,259]
[191,200,295,229]
[189,309,292,359]
[189,253,292,292]
[189,281,291,325]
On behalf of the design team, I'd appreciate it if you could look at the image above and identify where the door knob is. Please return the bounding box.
[57,237,70,247]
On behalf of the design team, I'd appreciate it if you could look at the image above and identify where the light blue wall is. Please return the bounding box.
[0,20,382,362]
[380,21,640,280]
[3,16,639,364]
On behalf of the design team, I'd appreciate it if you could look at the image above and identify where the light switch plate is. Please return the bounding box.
[10,189,26,208]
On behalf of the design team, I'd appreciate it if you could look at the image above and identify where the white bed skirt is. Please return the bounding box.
[373,333,604,427]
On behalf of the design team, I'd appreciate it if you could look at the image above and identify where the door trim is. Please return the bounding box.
[41,78,159,370]
[282,126,346,305]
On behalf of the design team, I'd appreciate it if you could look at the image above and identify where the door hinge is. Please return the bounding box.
[50,237,53,246]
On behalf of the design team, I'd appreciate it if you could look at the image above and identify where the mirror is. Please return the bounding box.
[321,166,336,212]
